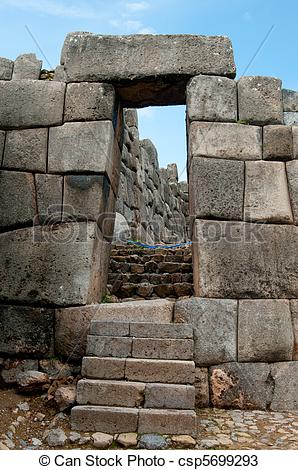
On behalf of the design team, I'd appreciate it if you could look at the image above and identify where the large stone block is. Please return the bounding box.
[0,57,14,80]
[144,383,195,410]
[12,53,42,80]
[131,338,193,360]
[238,300,294,362]
[192,220,298,298]
[0,222,108,306]
[292,126,298,159]
[64,83,116,122]
[238,76,283,125]
[125,359,195,384]
[35,174,63,224]
[290,300,298,361]
[138,409,197,436]
[189,122,262,161]
[0,170,36,228]
[282,89,298,112]
[210,362,273,410]
[71,405,139,433]
[263,125,293,161]
[86,336,132,357]
[0,80,65,128]
[129,322,193,339]
[0,305,54,356]
[77,379,145,407]
[174,297,237,366]
[92,299,174,323]
[187,75,237,122]
[244,161,293,223]
[3,128,48,172]
[189,157,244,220]
[81,357,126,379]
[270,362,298,411]
[60,33,236,106]
[194,368,209,408]
[286,161,298,224]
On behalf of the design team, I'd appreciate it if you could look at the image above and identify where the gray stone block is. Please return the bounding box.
[35,174,63,224]
[86,335,132,357]
[92,299,174,323]
[81,357,126,379]
[238,76,283,125]
[238,300,294,362]
[12,53,42,80]
[0,222,107,306]
[292,126,298,159]
[270,362,298,411]
[144,384,195,410]
[174,297,237,366]
[0,170,36,228]
[210,362,273,410]
[189,122,262,161]
[64,83,116,122]
[125,359,195,384]
[193,220,298,298]
[284,112,298,125]
[60,33,236,106]
[3,128,48,172]
[77,379,145,407]
[244,161,293,223]
[129,322,193,339]
[282,89,298,112]
[89,321,130,337]
[187,75,237,122]
[0,131,5,160]
[286,160,298,224]
[189,157,244,220]
[71,405,139,433]
[132,338,194,360]
[263,125,293,161]
[124,109,138,128]
[0,305,54,356]
[290,300,298,360]
[0,57,14,80]
[138,409,197,436]
[0,80,65,128]
[194,368,209,408]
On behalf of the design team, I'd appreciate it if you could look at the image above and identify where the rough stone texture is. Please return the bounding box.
[286,161,298,224]
[0,170,36,228]
[171,435,196,448]
[0,305,54,356]
[293,126,298,159]
[132,338,193,360]
[92,432,113,449]
[1,359,38,384]
[92,299,174,323]
[0,131,5,159]
[244,161,293,223]
[238,300,294,362]
[138,434,169,450]
[3,128,48,172]
[210,362,273,410]
[0,57,14,80]
[0,80,65,128]
[64,82,116,122]
[12,53,42,80]
[125,359,195,384]
[60,33,236,106]
[270,362,298,411]
[263,125,293,160]
[77,379,145,407]
[116,433,138,448]
[71,406,139,433]
[86,336,132,357]
[55,385,76,411]
[129,323,193,339]
[238,76,283,125]
[284,112,298,125]
[192,220,298,298]
[189,122,262,160]
[189,157,244,220]
[290,300,298,360]
[174,298,237,366]
[90,322,130,337]
[17,371,50,392]
[35,174,63,224]
[124,109,138,128]
[82,357,126,379]
[282,89,298,112]
[194,368,209,408]
[144,383,195,409]
[187,75,237,122]
[138,409,197,436]
[47,428,67,447]
[0,223,107,306]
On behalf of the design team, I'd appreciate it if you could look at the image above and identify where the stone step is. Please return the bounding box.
[77,379,195,409]
[138,409,197,436]
[82,357,195,384]
[89,321,193,339]
[108,272,193,284]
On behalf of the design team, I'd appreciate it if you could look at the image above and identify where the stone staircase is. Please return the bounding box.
[71,299,197,436]
[107,245,193,300]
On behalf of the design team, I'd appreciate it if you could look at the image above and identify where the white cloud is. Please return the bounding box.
[138,108,155,119]
[125,2,150,12]
[137,26,156,34]
[1,0,99,19]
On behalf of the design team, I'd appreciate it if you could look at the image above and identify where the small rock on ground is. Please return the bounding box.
[17,402,30,412]
[117,433,138,448]
[68,432,81,443]
[92,432,113,449]
[171,435,196,448]
[47,428,67,447]
[138,434,169,450]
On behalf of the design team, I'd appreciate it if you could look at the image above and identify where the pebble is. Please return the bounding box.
[17,402,30,412]
[92,432,113,449]
[17,416,26,424]
[68,432,81,443]
[138,434,169,450]
[117,433,138,448]
[31,438,42,447]
[47,428,67,447]
[171,435,196,448]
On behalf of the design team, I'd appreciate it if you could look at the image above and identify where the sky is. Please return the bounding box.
[0,0,297,180]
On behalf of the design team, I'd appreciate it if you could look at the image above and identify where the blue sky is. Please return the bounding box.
[0,0,297,180]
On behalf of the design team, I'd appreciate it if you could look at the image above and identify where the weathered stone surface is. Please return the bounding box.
[132,338,193,360]
[193,220,298,298]
[82,357,126,379]
[187,75,237,122]
[55,385,76,411]
[292,126,298,159]
[282,89,298,112]
[86,335,132,357]
[174,297,237,366]
[64,82,116,122]
[238,300,294,362]
[238,76,283,125]
[244,161,293,223]
[0,170,36,228]
[39,358,74,379]
[0,57,14,80]
[116,432,138,448]
[125,359,195,384]
[144,383,195,409]
[124,109,138,128]
[284,112,298,125]
[92,299,174,323]
[171,435,196,448]
[3,128,48,172]
[138,409,197,436]
[1,359,38,384]
[0,80,65,128]
[35,174,63,224]
[270,362,298,411]
[0,222,106,306]
[17,371,50,392]
[92,432,113,449]
[290,300,298,360]
[194,368,209,408]
[210,362,273,410]
[189,157,244,220]
[12,53,42,80]
[0,131,5,159]
[47,428,67,447]
[77,379,145,407]
[60,33,236,106]
[71,405,139,433]
[286,161,298,224]
[138,434,169,450]
[0,305,54,356]
[130,322,193,339]
[263,125,293,160]
[90,321,130,337]
[189,122,262,160]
